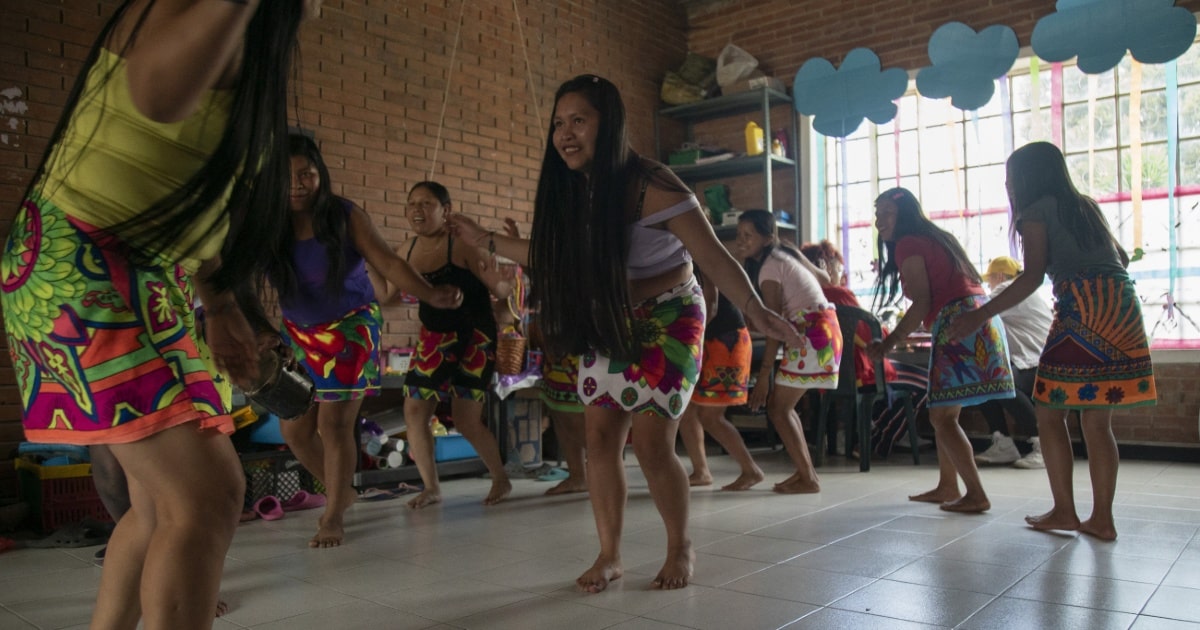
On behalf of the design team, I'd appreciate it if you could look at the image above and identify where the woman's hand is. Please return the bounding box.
[747,379,770,411]
[205,304,261,388]
[427,285,464,310]
[743,302,802,348]
[446,213,489,248]
[866,339,890,362]
[501,217,521,239]
[947,308,987,340]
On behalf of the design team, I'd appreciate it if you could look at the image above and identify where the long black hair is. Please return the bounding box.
[25,0,303,293]
[737,209,804,298]
[872,187,981,309]
[530,74,687,361]
[268,134,354,299]
[1006,141,1129,267]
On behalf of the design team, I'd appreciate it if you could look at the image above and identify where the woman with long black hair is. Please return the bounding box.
[2,1,316,626]
[272,136,461,548]
[449,75,800,594]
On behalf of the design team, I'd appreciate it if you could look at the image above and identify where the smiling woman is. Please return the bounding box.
[266,135,463,550]
[379,180,516,511]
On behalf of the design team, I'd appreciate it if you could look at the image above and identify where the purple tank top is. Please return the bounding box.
[279,210,377,326]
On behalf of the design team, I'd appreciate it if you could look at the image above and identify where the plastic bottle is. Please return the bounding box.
[744,121,764,156]
[771,138,783,157]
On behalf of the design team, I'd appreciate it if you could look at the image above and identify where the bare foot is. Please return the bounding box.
[215,598,229,617]
[308,517,344,548]
[721,469,764,491]
[940,494,990,513]
[576,557,623,594]
[407,489,442,509]
[688,472,714,487]
[483,478,512,505]
[1025,508,1081,532]
[908,487,962,503]
[309,491,355,548]
[773,470,819,489]
[650,544,694,590]
[773,477,820,494]
[544,478,588,495]
[1078,518,1117,541]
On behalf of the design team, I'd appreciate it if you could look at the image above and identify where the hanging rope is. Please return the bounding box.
[511,0,542,130]
[427,0,469,180]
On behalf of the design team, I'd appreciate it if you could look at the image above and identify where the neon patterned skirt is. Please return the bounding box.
[402,325,494,403]
[1034,272,1156,409]
[540,353,583,413]
[578,278,705,419]
[776,305,842,390]
[283,303,381,402]
[2,196,233,444]
[691,327,751,407]
[927,295,1015,407]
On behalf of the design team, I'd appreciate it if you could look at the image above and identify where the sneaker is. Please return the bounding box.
[1012,437,1045,469]
[975,431,1020,465]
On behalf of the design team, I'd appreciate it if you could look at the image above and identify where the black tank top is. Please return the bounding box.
[706,292,746,340]
[406,236,496,335]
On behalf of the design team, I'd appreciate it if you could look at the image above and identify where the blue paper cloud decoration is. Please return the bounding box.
[916,22,1019,111]
[1032,0,1197,74]
[793,48,909,137]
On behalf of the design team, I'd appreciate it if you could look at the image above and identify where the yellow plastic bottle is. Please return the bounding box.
[744,121,764,156]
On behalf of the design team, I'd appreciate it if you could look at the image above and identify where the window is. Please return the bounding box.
[819,46,1200,348]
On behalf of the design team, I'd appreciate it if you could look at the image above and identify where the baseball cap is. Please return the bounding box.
[986,256,1021,277]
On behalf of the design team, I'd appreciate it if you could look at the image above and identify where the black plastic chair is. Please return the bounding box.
[814,304,920,471]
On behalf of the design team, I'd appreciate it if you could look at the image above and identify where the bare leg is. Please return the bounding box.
[451,397,512,505]
[545,407,588,495]
[89,444,131,521]
[1077,409,1118,540]
[630,412,694,589]
[908,433,962,503]
[280,403,325,484]
[694,405,763,490]
[403,397,443,509]
[926,405,990,512]
[95,425,243,630]
[677,405,713,486]
[576,407,629,593]
[1025,407,1082,532]
[307,399,363,547]
[765,384,819,494]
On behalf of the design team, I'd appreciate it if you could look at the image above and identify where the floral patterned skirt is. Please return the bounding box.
[283,303,381,402]
[927,295,1015,407]
[1035,272,1156,409]
[776,305,842,390]
[1,196,233,444]
[578,278,705,419]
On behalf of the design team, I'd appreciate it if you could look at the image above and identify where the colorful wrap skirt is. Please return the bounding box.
[283,302,381,403]
[402,324,495,403]
[578,278,705,419]
[2,196,233,444]
[691,327,752,407]
[927,295,1015,407]
[776,305,842,390]
[540,353,584,413]
[1034,271,1156,409]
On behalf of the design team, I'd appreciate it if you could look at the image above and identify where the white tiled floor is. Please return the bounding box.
[2,448,1198,629]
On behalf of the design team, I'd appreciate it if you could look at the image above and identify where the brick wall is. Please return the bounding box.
[0,0,687,500]
[683,0,1200,448]
[1,0,1197,500]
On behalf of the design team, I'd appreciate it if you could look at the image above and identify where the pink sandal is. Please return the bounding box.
[281,490,326,512]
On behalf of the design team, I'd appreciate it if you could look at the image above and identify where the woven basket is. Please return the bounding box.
[495,335,527,375]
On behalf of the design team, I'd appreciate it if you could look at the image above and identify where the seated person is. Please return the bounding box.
[970,256,1054,469]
